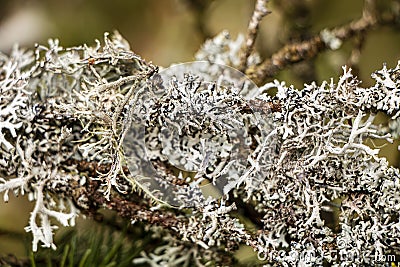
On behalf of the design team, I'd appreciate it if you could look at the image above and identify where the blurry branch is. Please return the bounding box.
[238,0,271,72]
[273,0,316,84]
[346,0,376,76]
[346,34,366,77]
[0,254,29,267]
[0,228,26,240]
[183,0,213,41]
[247,0,399,85]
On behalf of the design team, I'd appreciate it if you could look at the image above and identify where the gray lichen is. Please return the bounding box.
[0,30,399,266]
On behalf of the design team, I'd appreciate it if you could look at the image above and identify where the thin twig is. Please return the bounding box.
[247,0,388,85]
[238,0,270,72]
[56,159,184,227]
[57,159,260,250]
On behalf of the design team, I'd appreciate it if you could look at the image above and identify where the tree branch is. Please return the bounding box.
[247,0,395,85]
[238,0,270,72]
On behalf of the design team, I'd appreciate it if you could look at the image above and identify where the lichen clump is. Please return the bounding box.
[0,31,399,266]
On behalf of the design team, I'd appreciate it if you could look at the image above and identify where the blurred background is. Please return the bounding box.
[0,0,399,264]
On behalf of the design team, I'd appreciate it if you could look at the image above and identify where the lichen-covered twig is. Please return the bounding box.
[238,0,270,72]
[56,164,183,229]
[247,0,390,85]
[1,3,400,265]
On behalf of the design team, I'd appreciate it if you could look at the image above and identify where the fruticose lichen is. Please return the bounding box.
[0,30,399,266]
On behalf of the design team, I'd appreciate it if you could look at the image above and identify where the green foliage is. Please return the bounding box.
[30,220,153,267]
